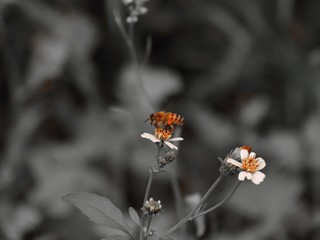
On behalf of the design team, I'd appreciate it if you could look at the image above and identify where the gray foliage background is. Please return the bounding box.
[0,0,320,239]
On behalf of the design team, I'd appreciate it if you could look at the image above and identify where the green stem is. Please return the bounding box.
[129,22,135,47]
[162,175,224,236]
[190,181,241,220]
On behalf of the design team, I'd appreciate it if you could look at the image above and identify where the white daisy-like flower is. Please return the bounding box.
[227,147,266,185]
[141,132,183,150]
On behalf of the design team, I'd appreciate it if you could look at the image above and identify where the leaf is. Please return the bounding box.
[128,207,141,227]
[102,236,131,240]
[97,226,130,239]
[63,193,135,239]
[101,235,131,240]
[159,236,175,240]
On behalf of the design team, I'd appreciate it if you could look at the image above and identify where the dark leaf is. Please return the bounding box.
[63,192,135,239]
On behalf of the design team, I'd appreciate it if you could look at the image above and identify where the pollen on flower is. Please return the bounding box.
[242,156,259,173]
[154,127,173,141]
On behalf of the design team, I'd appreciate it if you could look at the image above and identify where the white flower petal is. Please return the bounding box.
[141,133,160,143]
[238,171,247,181]
[256,157,266,170]
[164,141,178,150]
[168,137,184,142]
[240,149,249,159]
[141,132,156,139]
[246,172,253,180]
[251,171,265,185]
[227,158,243,168]
[249,152,256,158]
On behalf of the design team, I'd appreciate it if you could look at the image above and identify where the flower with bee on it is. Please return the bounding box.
[227,146,266,185]
[141,127,183,150]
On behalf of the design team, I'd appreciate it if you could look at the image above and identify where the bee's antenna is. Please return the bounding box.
[144,118,150,123]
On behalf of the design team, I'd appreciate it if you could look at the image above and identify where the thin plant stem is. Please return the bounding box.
[142,37,152,67]
[143,216,153,240]
[140,171,154,240]
[155,142,162,166]
[190,181,241,220]
[129,22,135,47]
[113,10,155,111]
[162,175,224,236]
[170,175,184,220]
[139,143,163,240]
[144,171,155,207]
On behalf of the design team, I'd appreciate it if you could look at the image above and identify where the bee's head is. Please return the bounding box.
[144,113,154,124]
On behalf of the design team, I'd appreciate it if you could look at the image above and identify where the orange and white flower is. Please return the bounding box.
[227,147,266,185]
[141,128,183,150]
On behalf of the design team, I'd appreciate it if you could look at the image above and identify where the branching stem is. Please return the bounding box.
[162,175,224,236]
[191,181,241,220]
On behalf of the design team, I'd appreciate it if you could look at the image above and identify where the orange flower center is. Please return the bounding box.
[242,157,259,173]
[154,127,173,141]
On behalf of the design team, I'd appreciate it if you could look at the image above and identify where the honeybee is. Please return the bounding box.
[145,111,184,129]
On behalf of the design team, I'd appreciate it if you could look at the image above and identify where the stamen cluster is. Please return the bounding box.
[143,198,162,215]
[154,127,173,141]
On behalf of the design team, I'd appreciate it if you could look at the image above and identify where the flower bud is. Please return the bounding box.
[143,198,162,216]
[219,148,241,177]
[164,151,175,163]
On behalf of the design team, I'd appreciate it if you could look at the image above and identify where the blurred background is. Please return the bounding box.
[1,0,320,239]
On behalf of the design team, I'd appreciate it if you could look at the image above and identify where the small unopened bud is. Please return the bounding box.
[219,148,241,177]
[228,147,241,161]
[143,198,162,216]
[146,229,155,236]
[156,151,176,170]
[158,157,167,168]
[164,151,175,163]
[126,16,138,24]
[138,6,148,15]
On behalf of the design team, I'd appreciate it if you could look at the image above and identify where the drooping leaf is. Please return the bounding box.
[63,192,135,239]
[128,207,141,227]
